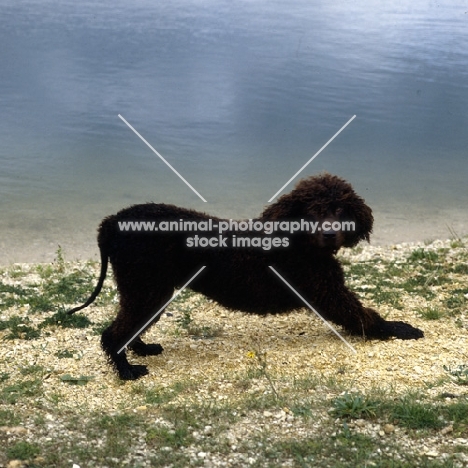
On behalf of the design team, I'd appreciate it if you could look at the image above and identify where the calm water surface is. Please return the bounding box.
[0,0,467,262]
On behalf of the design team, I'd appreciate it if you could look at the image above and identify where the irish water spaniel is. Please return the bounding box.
[68,173,423,380]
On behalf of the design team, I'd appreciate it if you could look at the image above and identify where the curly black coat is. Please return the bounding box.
[68,173,423,380]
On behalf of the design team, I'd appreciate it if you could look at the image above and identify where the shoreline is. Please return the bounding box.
[2,235,467,267]
[1,235,466,270]
[1,206,467,265]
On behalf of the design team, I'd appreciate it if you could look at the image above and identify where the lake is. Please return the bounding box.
[1,0,467,262]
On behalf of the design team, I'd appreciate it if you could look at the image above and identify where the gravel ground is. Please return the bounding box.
[0,238,467,467]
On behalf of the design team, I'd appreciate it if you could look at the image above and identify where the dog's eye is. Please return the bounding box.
[335,208,343,216]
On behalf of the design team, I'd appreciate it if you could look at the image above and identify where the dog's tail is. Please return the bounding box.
[67,246,108,315]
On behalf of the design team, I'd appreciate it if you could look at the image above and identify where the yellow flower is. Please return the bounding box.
[246,351,256,359]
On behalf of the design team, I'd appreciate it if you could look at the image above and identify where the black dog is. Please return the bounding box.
[68,173,423,380]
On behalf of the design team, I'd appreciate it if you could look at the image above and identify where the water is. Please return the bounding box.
[1,0,467,262]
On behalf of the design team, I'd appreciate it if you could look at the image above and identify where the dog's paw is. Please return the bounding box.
[365,320,424,340]
[130,342,164,356]
[387,321,424,340]
[119,364,149,380]
[142,343,164,356]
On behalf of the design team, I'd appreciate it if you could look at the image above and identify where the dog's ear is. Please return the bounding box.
[343,197,373,247]
[261,192,304,220]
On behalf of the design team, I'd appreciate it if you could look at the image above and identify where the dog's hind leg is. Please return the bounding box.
[101,267,173,380]
[101,325,150,380]
[101,299,169,380]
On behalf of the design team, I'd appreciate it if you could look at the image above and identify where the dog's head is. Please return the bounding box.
[261,173,373,251]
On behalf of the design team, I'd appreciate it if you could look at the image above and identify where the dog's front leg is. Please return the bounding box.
[302,263,424,341]
[314,288,424,340]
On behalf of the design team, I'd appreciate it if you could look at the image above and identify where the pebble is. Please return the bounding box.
[383,424,395,434]
[0,426,27,434]
[7,462,25,468]
[441,425,453,435]
[425,451,439,457]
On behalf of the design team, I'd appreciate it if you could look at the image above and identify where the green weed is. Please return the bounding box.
[1,379,43,404]
[0,315,40,340]
[330,392,377,419]
[417,307,444,320]
[39,309,92,329]
[6,441,40,460]
[444,364,468,385]
[389,398,443,430]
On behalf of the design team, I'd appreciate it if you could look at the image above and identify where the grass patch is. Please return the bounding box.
[90,413,141,461]
[417,306,444,320]
[444,290,467,316]
[0,248,116,316]
[39,309,92,329]
[171,293,220,340]
[19,365,45,376]
[444,364,468,385]
[146,422,192,448]
[408,248,440,264]
[31,268,98,313]
[451,263,468,274]
[1,379,43,404]
[330,391,463,433]
[372,285,403,309]
[444,400,468,433]
[175,308,193,329]
[132,380,196,405]
[263,437,324,465]
[344,244,468,321]
[0,372,9,383]
[55,349,75,359]
[389,398,444,430]
[0,409,20,426]
[60,374,95,385]
[6,441,41,460]
[330,392,377,419]
[172,287,197,303]
[0,315,40,340]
